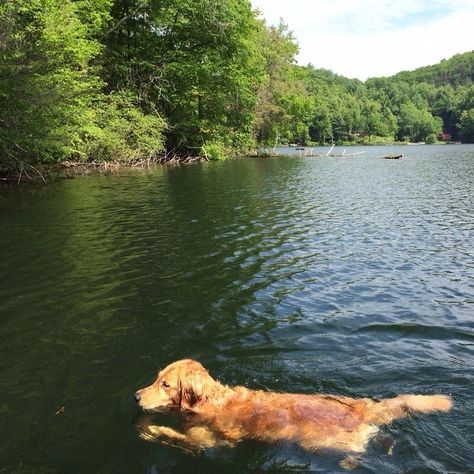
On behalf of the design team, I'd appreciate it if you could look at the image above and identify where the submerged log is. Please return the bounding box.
[381,154,403,159]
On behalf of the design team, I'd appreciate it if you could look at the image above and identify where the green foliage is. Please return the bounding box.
[361,99,389,137]
[201,142,227,161]
[0,0,106,167]
[85,92,166,161]
[457,109,474,143]
[1,0,473,175]
[356,135,397,145]
[285,50,471,145]
[364,53,474,142]
[391,52,474,88]
[104,0,263,154]
[253,21,306,145]
[397,102,442,142]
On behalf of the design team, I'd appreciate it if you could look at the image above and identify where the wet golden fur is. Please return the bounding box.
[135,359,452,454]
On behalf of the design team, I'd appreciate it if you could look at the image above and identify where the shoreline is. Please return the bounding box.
[0,142,468,184]
[0,155,209,184]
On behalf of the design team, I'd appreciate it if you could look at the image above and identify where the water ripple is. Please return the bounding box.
[0,145,473,472]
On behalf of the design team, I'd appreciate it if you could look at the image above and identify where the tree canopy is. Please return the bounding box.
[1,1,473,174]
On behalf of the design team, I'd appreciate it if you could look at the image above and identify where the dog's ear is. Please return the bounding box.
[178,368,210,409]
[184,384,202,407]
[181,372,204,408]
[171,379,198,409]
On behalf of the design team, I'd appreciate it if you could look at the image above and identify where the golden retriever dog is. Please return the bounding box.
[135,359,451,457]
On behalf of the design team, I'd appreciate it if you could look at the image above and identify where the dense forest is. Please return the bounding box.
[1,0,473,175]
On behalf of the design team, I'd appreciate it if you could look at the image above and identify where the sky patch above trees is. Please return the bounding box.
[251,0,474,80]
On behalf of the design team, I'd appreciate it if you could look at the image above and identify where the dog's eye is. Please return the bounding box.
[162,381,170,389]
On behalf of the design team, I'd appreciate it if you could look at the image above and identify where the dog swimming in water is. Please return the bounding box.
[135,359,452,458]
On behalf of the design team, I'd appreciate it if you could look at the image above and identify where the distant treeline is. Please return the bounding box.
[288,52,474,146]
[1,0,473,173]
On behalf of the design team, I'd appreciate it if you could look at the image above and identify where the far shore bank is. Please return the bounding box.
[0,142,469,184]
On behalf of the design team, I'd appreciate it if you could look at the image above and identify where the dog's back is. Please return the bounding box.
[201,388,452,452]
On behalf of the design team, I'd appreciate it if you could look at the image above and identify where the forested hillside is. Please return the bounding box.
[1,0,473,175]
[364,52,474,144]
[285,51,474,146]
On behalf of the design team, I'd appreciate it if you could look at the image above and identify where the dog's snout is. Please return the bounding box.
[134,391,141,403]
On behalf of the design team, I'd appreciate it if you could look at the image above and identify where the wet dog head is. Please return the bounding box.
[135,359,216,411]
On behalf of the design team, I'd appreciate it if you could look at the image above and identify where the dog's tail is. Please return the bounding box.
[371,394,452,425]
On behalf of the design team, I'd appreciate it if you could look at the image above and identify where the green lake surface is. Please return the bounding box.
[1,145,473,473]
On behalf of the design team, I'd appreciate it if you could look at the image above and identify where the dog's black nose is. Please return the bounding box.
[134,391,141,403]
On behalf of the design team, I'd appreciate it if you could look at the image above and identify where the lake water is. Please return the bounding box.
[1,145,473,473]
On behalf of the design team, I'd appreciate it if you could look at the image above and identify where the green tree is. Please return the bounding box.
[0,0,165,173]
[0,0,105,169]
[253,21,305,145]
[362,99,389,138]
[457,109,474,143]
[104,0,264,155]
[397,102,442,142]
[309,100,333,144]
